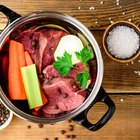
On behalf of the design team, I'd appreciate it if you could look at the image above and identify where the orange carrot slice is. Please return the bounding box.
[34,89,48,111]
[24,51,33,65]
[8,40,27,100]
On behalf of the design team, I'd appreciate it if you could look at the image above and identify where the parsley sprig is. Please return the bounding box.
[53,46,93,89]
[53,51,73,76]
[75,47,93,64]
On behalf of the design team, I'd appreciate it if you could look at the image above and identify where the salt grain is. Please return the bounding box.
[89,7,95,10]
[131,61,134,65]
[116,2,119,5]
[106,26,139,59]
[110,20,114,24]
[100,1,104,4]
[120,98,124,102]
[134,71,140,76]
[128,18,132,22]
[116,0,119,5]
[95,21,98,24]
[122,12,125,15]
[78,6,81,10]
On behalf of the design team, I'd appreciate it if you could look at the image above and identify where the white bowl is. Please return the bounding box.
[0,105,13,130]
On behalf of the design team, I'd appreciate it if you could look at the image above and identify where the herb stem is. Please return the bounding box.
[72,66,85,70]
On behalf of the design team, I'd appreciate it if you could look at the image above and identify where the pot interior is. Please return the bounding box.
[0,13,100,123]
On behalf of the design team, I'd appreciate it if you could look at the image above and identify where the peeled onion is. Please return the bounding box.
[54,35,84,65]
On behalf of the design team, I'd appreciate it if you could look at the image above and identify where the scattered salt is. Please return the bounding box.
[138,60,140,63]
[100,1,104,4]
[132,15,135,18]
[78,6,81,10]
[131,61,134,64]
[134,71,140,76]
[122,12,125,15]
[116,2,119,5]
[128,18,132,22]
[106,26,139,59]
[89,7,95,10]
[95,21,98,24]
[119,6,122,8]
[116,0,119,5]
[110,20,114,24]
[120,98,124,102]
[109,17,112,20]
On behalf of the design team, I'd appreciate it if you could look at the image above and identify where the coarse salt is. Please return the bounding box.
[106,26,139,59]
[131,61,134,64]
[110,20,114,24]
[78,6,81,10]
[134,71,140,76]
[122,12,125,15]
[100,1,104,4]
[89,7,95,10]
[95,21,98,24]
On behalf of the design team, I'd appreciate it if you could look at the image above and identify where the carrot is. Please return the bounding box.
[24,51,33,65]
[18,43,26,67]
[34,89,48,111]
[24,51,48,111]
[8,40,27,100]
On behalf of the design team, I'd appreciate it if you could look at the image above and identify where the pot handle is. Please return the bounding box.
[72,87,115,131]
[0,5,21,25]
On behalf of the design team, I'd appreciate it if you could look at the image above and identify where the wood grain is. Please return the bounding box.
[0,0,140,30]
[0,95,140,140]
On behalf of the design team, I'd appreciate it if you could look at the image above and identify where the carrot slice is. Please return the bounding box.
[24,51,48,111]
[8,40,27,100]
[24,51,33,65]
[34,88,48,111]
[18,43,26,67]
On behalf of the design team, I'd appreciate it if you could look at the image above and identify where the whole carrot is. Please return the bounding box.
[8,40,27,100]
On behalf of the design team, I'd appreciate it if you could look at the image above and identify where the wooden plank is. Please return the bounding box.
[92,31,140,93]
[0,95,140,140]
[0,0,140,30]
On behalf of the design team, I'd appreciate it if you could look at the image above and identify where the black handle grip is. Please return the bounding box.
[72,87,115,131]
[0,5,21,24]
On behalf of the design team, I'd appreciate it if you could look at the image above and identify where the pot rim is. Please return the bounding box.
[0,11,103,123]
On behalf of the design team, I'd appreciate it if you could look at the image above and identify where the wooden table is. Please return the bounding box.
[0,0,140,140]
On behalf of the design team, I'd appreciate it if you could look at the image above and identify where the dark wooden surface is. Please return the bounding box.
[0,0,140,140]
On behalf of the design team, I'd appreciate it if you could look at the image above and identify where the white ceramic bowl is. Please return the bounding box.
[0,102,13,130]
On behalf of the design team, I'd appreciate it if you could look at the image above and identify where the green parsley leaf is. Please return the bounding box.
[75,47,93,64]
[53,51,73,76]
[76,70,89,89]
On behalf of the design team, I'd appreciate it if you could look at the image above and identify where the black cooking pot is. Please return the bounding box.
[0,5,115,131]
